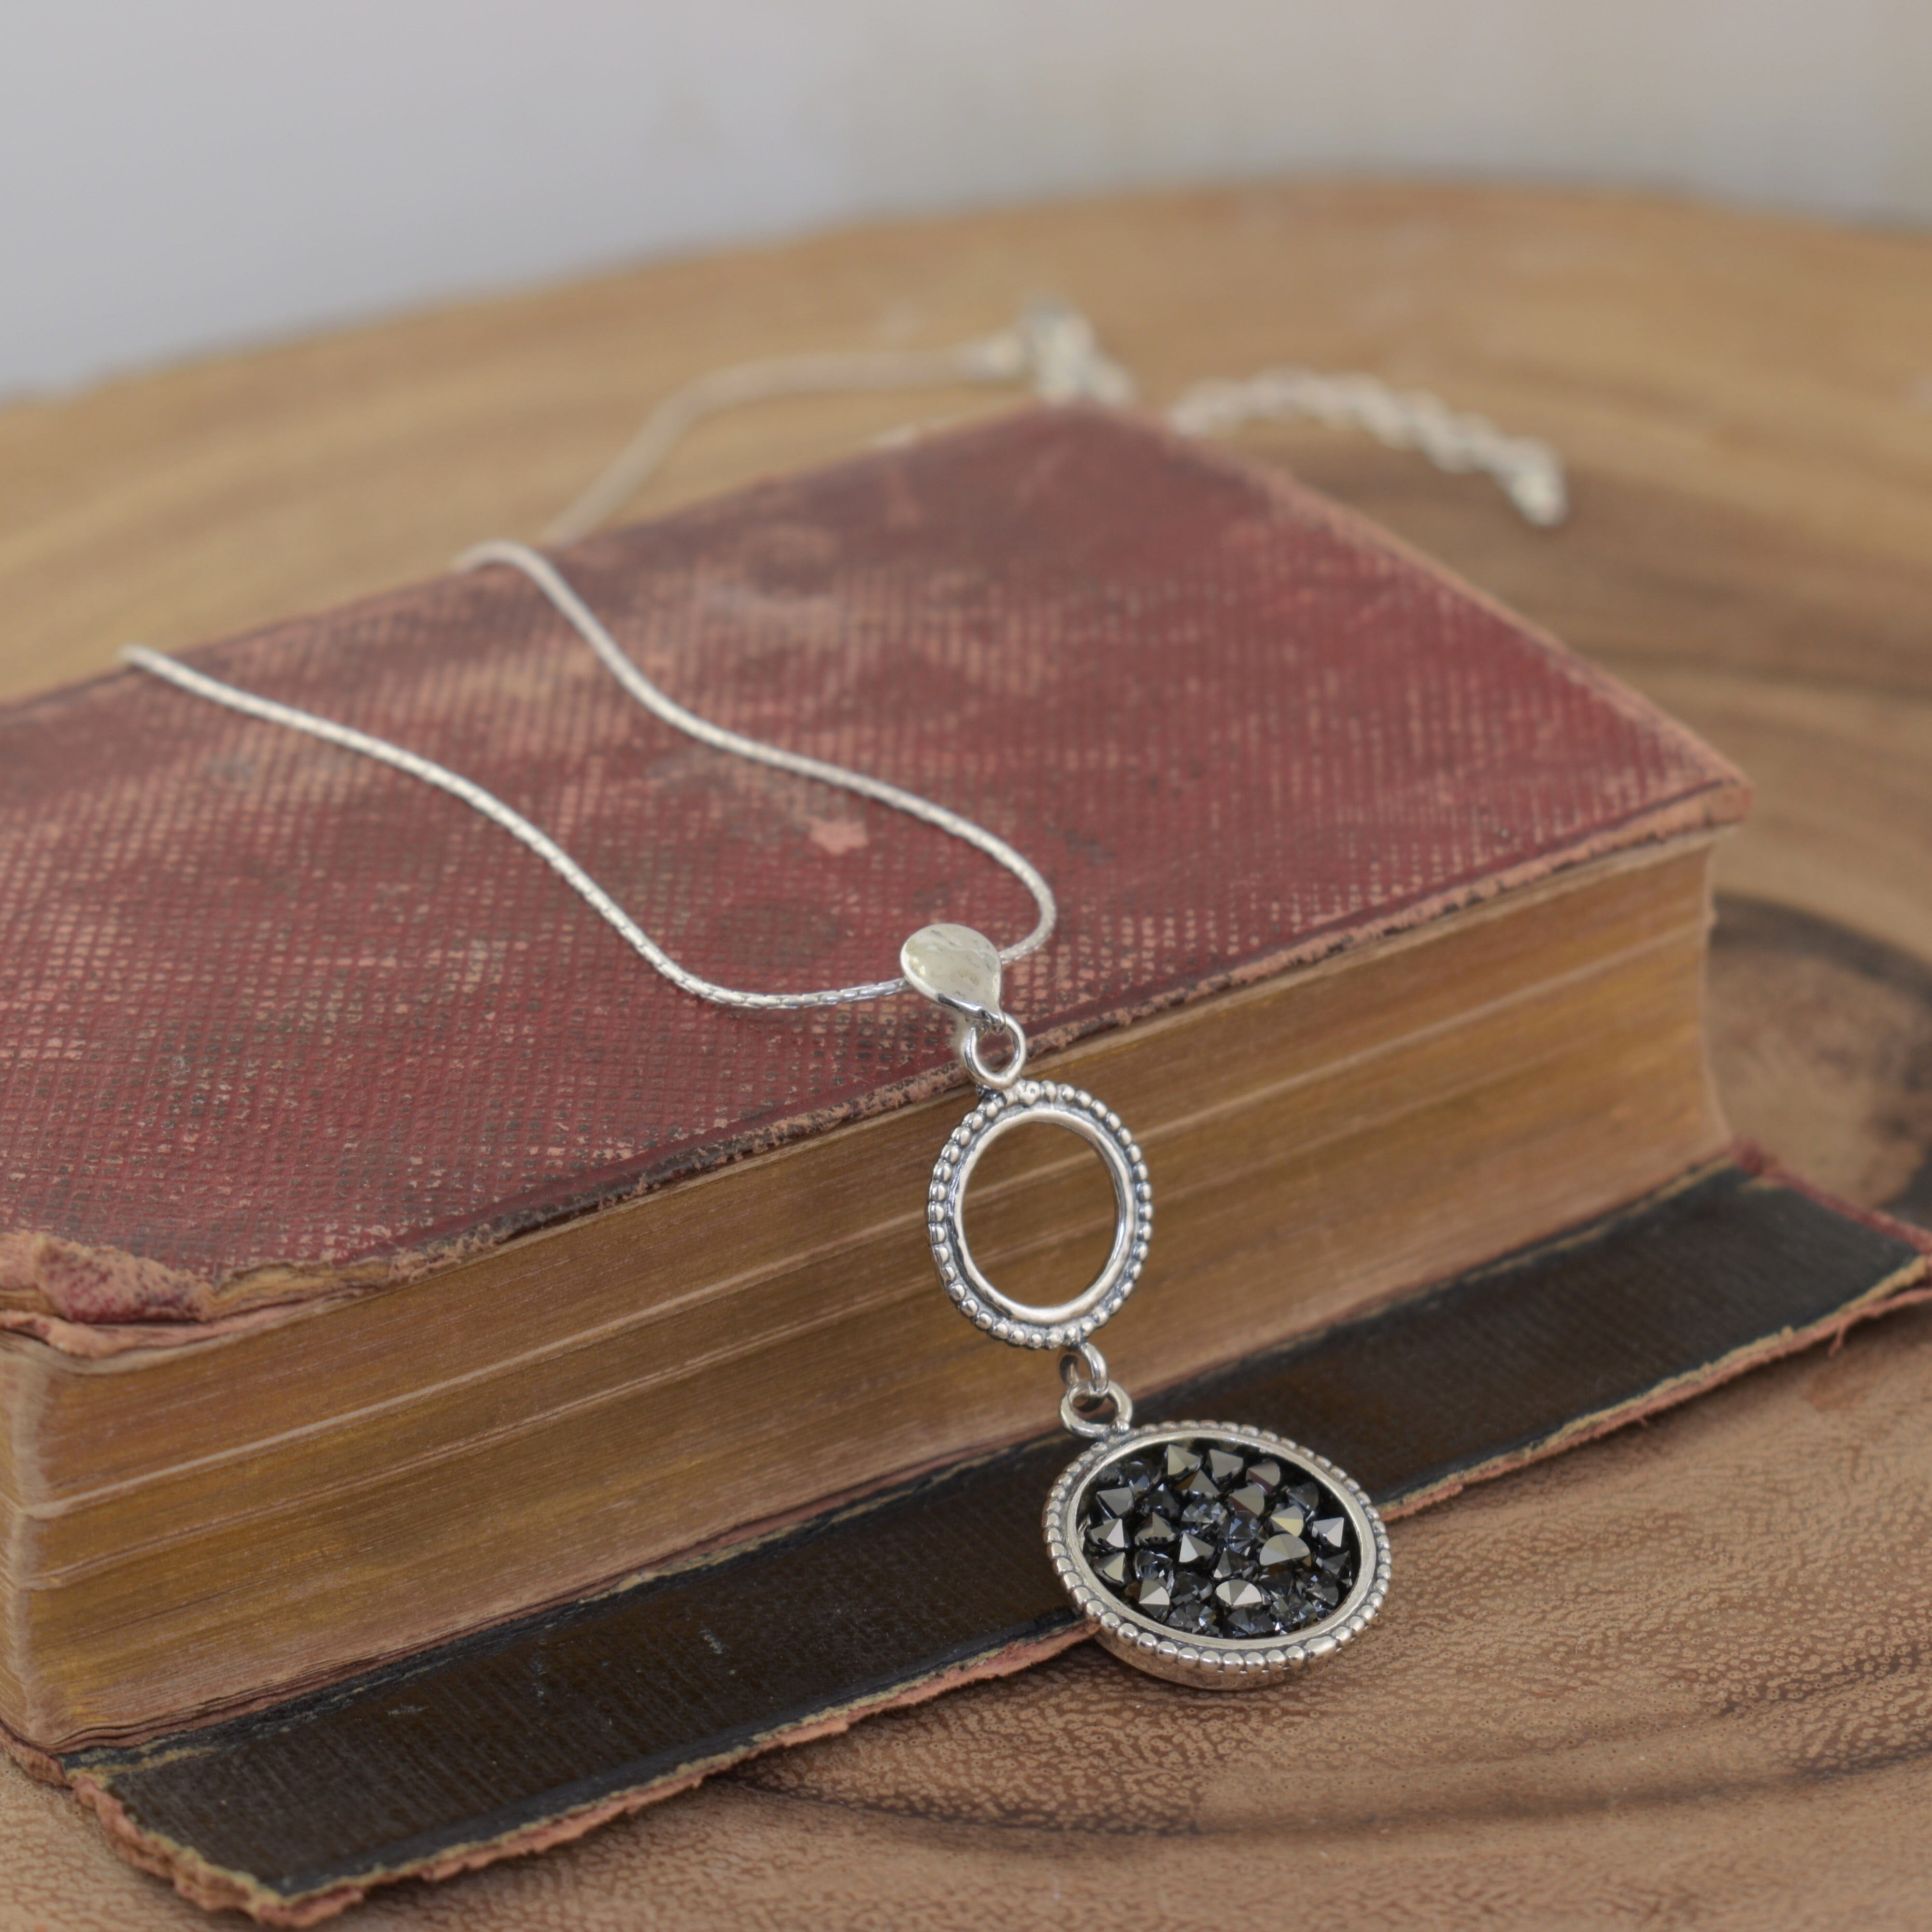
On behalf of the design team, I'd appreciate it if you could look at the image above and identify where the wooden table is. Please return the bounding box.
[7,183,1932,1929]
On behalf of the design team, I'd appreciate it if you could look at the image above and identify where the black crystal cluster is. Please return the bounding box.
[1076,1436,1359,1640]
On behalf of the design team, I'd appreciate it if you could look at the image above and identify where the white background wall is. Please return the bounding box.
[5,0,1930,399]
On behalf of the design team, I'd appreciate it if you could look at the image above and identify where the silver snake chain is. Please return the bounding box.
[122,541,1056,1012]
[121,305,1565,1012]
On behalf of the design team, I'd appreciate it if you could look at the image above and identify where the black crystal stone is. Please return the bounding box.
[1256,1531,1310,1572]
[1166,1598,1219,1636]
[1264,1584,1319,1631]
[1169,1568,1212,1608]
[1075,1433,1362,1642]
[1133,1550,1175,1593]
[1143,1483,1186,1521]
[1220,1512,1264,1556]
[1223,1601,1280,1638]
[1180,1492,1230,1535]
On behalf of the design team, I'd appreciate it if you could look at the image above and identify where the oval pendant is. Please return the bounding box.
[1044,1421,1391,1690]
[926,1078,1150,1349]
[899,926,1389,1690]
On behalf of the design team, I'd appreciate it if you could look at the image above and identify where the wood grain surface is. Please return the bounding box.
[6,181,1932,1928]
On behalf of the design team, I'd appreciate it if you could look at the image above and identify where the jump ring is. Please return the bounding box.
[961,1013,1028,1090]
[1059,1379,1135,1439]
[1059,1341,1110,1401]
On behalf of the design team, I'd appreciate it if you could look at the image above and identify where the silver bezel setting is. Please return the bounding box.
[1044,1420,1391,1690]
[926,1079,1151,1350]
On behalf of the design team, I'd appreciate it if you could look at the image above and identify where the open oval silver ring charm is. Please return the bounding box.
[902,921,1392,1690]
[927,1081,1150,1348]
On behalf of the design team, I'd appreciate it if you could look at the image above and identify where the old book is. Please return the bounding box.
[0,405,1745,1757]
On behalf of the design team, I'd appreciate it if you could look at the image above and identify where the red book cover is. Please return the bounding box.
[0,406,1743,1328]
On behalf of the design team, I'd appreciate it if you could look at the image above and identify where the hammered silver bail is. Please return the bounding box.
[901,923,1003,1021]
[901,923,1028,1089]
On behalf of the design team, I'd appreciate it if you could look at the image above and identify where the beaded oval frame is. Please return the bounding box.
[925,1078,1151,1350]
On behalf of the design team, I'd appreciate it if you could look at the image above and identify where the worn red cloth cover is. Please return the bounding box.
[0,407,1742,1322]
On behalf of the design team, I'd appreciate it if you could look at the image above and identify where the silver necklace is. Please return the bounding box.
[125,538,1389,1690]
[120,305,1520,1684]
